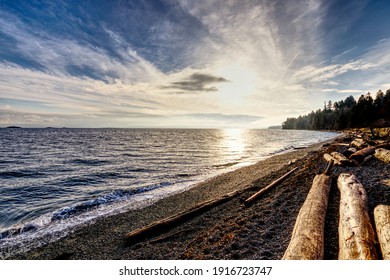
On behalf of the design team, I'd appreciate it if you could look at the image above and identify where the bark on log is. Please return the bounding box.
[331,152,350,165]
[323,153,342,165]
[374,148,390,164]
[338,173,378,260]
[374,205,390,260]
[349,146,376,162]
[282,174,332,260]
[243,167,298,206]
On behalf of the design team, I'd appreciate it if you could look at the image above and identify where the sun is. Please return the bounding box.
[215,63,258,101]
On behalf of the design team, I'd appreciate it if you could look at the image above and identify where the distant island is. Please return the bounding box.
[6,126,22,129]
[268,125,282,129]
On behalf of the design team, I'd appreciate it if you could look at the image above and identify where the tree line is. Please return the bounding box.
[282,89,390,130]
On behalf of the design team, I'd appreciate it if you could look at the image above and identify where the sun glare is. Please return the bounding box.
[221,128,246,157]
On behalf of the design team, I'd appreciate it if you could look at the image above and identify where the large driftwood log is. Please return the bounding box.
[349,146,376,162]
[338,173,378,260]
[282,174,332,260]
[374,148,390,164]
[243,167,298,206]
[374,205,390,260]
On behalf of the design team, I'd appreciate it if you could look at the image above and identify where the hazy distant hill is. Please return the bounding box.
[268,125,282,129]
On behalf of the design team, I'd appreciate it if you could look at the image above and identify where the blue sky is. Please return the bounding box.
[1,0,390,128]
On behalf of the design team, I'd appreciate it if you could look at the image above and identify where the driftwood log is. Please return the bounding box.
[331,152,350,165]
[323,153,341,165]
[362,155,374,164]
[243,167,298,206]
[282,173,332,259]
[374,148,390,164]
[126,187,247,242]
[374,205,390,259]
[349,146,376,162]
[338,173,378,260]
[126,167,298,242]
[344,147,357,157]
[126,166,300,242]
[351,138,366,149]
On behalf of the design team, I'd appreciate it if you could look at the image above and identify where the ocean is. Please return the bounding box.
[0,128,338,257]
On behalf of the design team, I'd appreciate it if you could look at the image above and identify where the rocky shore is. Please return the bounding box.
[10,133,390,260]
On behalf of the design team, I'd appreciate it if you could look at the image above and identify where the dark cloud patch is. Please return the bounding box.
[165,73,229,93]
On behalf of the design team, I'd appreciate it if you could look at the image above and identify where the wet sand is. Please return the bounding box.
[11,135,390,260]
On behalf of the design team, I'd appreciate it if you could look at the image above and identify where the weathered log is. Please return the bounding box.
[375,142,390,149]
[126,187,246,242]
[323,153,342,165]
[362,155,373,164]
[351,138,366,149]
[337,173,378,260]
[282,173,332,260]
[331,152,350,165]
[349,146,376,162]
[323,159,334,176]
[374,205,390,260]
[331,143,350,147]
[374,148,390,164]
[344,147,357,157]
[243,167,298,206]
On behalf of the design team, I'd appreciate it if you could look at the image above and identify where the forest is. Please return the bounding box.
[282,89,390,131]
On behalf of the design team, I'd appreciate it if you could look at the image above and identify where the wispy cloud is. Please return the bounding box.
[321,89,364,94]
[1,1,390,127]
[0,10,164,83]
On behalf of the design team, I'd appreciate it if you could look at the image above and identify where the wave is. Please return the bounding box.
[59,176,104,187]
[127,168,155,173]
[212,162,240,168]
[267,146,294,156]
[67,158,109,166]
[175,173,194,178]
[50,181,172,221]
[0,170,46,179]
[0,224,37,240]
[0,181,174,242]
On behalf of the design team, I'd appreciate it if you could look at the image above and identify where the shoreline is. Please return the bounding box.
[11,132,390,260]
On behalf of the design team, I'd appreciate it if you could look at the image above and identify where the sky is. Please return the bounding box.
[1,0,390,128]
